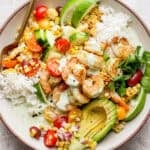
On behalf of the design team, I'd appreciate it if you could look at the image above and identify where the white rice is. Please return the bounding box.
[0,73,39,106]
[86,5,132,49]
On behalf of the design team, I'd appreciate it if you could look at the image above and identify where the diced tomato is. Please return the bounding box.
[55,38,71,53]
[44,130,57,147]
[22,58,40,77]
[47,58,61,77]
[29,126,41,139]
[2,59,18,68]
[54,115,68,129]
[127,70,143,87]
[26,36,42,52]
[34,5,48,21]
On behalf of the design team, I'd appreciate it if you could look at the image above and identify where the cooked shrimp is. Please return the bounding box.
[110,92,129,111]
[105,58,120,78]
[39,70,51,94]
[71,87,90,104]
[82,75,104,98]
[111,37,135,59]
[84,38,103,56]
[52,83,76,111]
[62,57,86,87]
[76,50,104,69]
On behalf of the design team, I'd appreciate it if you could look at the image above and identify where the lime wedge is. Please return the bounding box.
[72,0,98,27]
[60,0,83,26]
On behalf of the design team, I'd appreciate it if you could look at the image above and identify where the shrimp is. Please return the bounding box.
[71,87,90,104]
[111,37,135,59]
[105,58,120,78]
[76,50,104,69]
[84,38,103,56]
[52,83,76,111]
[82,75,104,98]
[110,92,129,111]
[62,57,86,87]
[39,70,51,94]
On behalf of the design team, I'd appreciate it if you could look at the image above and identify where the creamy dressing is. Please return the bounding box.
[87,53,97,66]
[66,74,79,87]
[56,90,70,111]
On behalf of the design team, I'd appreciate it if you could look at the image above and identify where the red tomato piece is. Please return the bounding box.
[55,38,71,53]
[54,115,68,129]
[127,70,143,87]
[47,58,61,77]
[22,58,40,77]
[29,126,41,139]
[26,36,42,52]
[44,130,57,147]
[2,59,18,68]
[34,5,48,21]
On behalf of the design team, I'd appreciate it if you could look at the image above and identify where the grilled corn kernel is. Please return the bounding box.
[47,8,58,20]
[55,17,60,24]
[126,84,141,98]
[38,19,51,29]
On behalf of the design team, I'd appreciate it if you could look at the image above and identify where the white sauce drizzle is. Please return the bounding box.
[56,90,70,111]
[66,74,79,87]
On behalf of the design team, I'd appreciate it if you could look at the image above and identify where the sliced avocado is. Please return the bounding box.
[34,82,48,103]
[69,32,89,45]
[125,87,146,121]
[69,99,117,149]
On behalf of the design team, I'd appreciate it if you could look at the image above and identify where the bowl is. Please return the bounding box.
[0,0,150,149]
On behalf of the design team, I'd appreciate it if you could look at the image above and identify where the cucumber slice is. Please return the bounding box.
[34,29,46,45]
[34,83,48,103]
[125,87,146,121]
[69,32,89,45]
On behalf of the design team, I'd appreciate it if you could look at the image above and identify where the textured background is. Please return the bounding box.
[0,0,150,150]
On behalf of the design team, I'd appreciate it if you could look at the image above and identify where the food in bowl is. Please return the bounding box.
[0,0,150,149]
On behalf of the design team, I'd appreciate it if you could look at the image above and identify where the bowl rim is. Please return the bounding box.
[0,0,150,149]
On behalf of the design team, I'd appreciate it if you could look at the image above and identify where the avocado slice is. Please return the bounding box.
[125,87,146,121]
[69,99,117,149]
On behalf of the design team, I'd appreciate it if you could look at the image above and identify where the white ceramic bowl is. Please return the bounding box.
[0,0,150,149]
